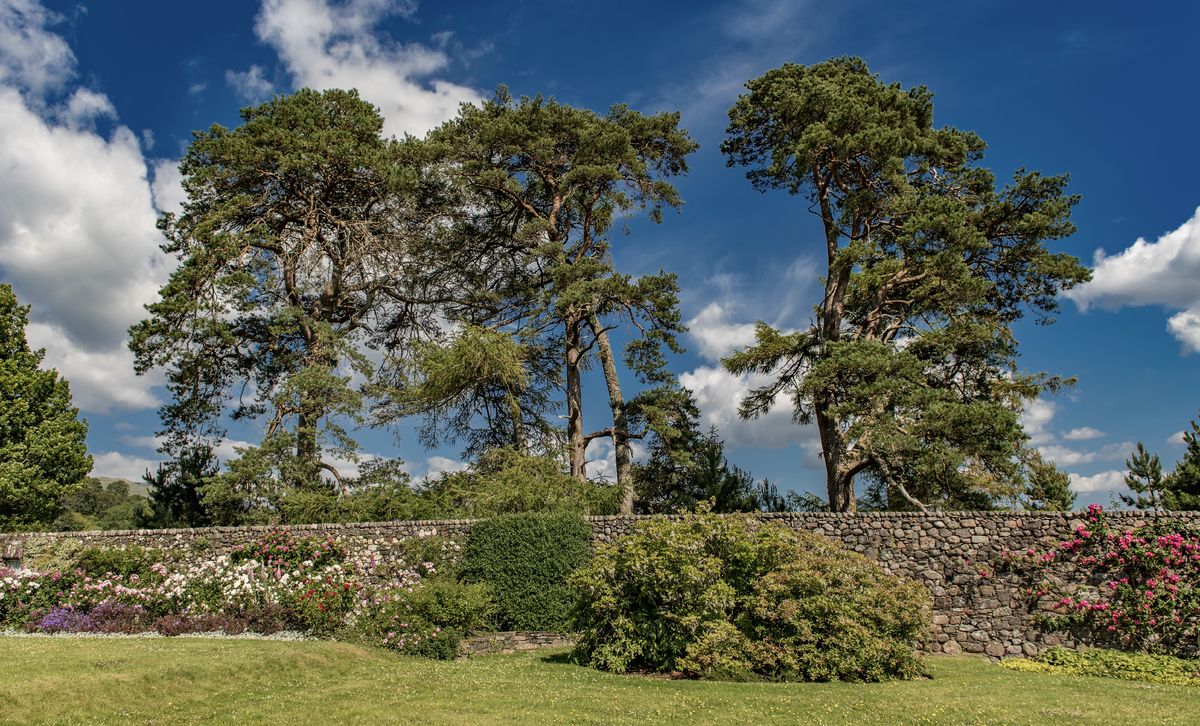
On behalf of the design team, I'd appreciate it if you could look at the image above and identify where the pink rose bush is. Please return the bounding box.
[998,505,1199,656]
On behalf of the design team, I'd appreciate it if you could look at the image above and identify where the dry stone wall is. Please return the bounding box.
[5,510,1198,658]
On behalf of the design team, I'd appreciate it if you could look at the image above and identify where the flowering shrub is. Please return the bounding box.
[0,530,467,646]
[0,530,494,656]
[999,505,1200,656]
[355,579,495,659]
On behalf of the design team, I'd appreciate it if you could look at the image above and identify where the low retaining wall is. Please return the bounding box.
[5,511,1196,657]
[458,631,575,656]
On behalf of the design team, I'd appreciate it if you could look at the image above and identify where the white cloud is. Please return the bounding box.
[423,455,468,478]
[679,364,819,456]
[1069,469,1126,493]
[58,87,115,129]
[150,158,186,217]
[0,5,172,413]
[0,0,74,96]
[225,64,275,104]
[1021,398,1057,446]
[1167,309,1200,353]
[1068,206,1200,353]
[26,322,161,411]
[1038,441,1134,468]
[687,302,757,362]
[584,438,649,482]
[1062,426,1104,441]
[1168,430,1187,446]
[91,450,159,482]
[253,0,481,138]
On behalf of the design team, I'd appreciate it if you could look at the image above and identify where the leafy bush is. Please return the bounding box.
[570,508,931,681]
[1000,646,1200,687]
[422,449,620,517]
[74,545,168,578]
[997,504,1200,656]
[356,579,495,659]
[461,512,591,631]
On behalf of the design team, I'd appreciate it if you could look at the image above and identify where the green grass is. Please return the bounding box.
[1,637,1197,725]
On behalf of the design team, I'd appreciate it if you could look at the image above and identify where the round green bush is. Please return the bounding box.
[460,512,591,631]
[569,509,931,681]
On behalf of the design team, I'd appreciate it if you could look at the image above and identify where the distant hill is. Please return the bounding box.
[92,476,151,498]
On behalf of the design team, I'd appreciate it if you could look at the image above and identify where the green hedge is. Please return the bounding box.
[460,512,591,632]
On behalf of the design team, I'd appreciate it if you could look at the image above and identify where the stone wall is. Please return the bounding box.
[5,510,1197,657]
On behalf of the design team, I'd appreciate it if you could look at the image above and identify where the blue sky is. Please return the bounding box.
[0,0,1197,505]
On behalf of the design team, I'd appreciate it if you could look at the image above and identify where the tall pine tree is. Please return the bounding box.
[721,58,1090,511]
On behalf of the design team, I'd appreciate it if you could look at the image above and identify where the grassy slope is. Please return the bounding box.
[0,638,1195,725]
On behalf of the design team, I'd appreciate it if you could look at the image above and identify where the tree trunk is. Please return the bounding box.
[591,318,634,513]
[565,317,587,482]
[506,392,526,454]
[816,405,856,512]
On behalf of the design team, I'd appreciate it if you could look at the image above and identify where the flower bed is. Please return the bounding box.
[0,529,482,655]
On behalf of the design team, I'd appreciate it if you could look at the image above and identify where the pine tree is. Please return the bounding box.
[1022,450,1076,511]
[0,284,92,530]
[1164,413,1200,510]
[721,58,1090,511]
[1121,443,1166,511]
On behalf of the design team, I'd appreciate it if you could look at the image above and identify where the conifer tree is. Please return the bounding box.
[1121,443,1166,511]
[721,58,1090,511]
[0,284,92,529]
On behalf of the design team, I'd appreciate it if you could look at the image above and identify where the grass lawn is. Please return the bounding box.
[0,637,1195,725]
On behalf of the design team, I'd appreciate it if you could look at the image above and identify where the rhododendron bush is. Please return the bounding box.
[0,530,481,654]
[1000,505,1200,657]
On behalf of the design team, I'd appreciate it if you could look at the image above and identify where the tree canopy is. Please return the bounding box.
[0,284,92,530]
[379,89,698,512]
[130,88,444,496]
[722,57,1091,511]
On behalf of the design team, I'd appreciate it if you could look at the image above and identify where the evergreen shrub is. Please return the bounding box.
[461,512,591,631]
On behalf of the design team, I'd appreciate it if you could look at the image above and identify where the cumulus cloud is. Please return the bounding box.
[225,64,275,104]
[677,257,824,459]
[0,4,173,413]
[1038,441,1134,468]
[1067,206,1200,353]
[687,302,757,362]
[253,0,481,138]
[1062,426,1104,441]
[0,0,74,96]
[1168,430,1187,446]
[1069,469,1125,494]
[584,438,649,482]
[679,364,820,458]
[422,455,468,478]
[91,450,160,481]
[1021,398,1057,446]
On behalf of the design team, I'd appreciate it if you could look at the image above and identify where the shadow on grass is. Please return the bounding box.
[539,650,581,667]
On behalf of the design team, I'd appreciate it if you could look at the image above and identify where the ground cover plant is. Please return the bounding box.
[2,638,1198,725]
[0,529,490,656]
[997,504,1200,656]
[999,646,1200,688]
[570,507,931,681]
